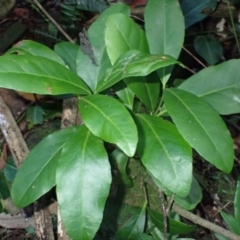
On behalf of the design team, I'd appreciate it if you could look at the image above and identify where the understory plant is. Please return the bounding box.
[0,0,238,239]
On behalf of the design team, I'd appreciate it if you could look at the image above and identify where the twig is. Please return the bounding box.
[159,190,168,240]
[183,46,207,68]
[172,203,240,240]
[31,0,74,43]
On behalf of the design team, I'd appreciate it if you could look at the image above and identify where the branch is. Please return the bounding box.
[172,203,240,240]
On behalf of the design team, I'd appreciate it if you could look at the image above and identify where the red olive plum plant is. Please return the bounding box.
[0,0,238,239]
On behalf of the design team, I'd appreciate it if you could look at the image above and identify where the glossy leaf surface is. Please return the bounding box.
[164,89,234,173]
[194,35,222,65]
[145,0,184,84]
[5,40,65,65]
[178,59,240,115]
[54,42,79,72]
[0,55,90,95]
[79,95,138,157]
[56,125,111,240]
[11,128,73,207]
[96,50,180,93]
[116,84,135,110]
[148,208,196,234]
[135,114,192,197]
[181,0,217,29]
[105,13,149,64]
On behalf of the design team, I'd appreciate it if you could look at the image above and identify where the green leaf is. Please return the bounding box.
[163,89,234,173]
[116,202,147,239]
[54,42,79,72]
[56,125,111,240]
[178,59,240,115]
[234,178,240,223]
[0,55,90,95]
[145,0,184,85]
[105,13,149,64]
[5,40,65,65]
[0,172,10,199]
[111,149,132,188]
[96,50,180,93]
[115,83,135,110]
[174,176,202,210]
[220,211,240,235]
[88,3,130,66]
[124,71,160,111]
[79,95,138,157]
[135,114,192,197]
[27,106,44,125]
[214,233,229,240]
[11,128,73,208]
[180,0,217,29]
[194,35,223,65]
[148,208,196,235]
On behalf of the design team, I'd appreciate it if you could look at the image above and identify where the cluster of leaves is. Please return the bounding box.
[0,0,239,239]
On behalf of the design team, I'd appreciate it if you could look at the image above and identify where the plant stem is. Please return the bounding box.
[31,0,74,43]
[183,46,207,68]
[226,0,240,55]
[172,203,240,240]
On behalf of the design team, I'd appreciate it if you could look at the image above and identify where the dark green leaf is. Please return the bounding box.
[0,172,10,199]
[105,13,149,64]
[116,202,147,239]
[5,40,65,65]
[194,35,223,65]
[79,95,138,157]
[181,0,217,29]
[96,50,180,93]
[54,42,79,72]
[145,0,184,84]
[11,128,73,207]
[178,59,240,115]
[234,178,240,223]
[135,114,192,197]
[174,176,202,210]
[164,89,234,173]
[124,71,160,111]
[116,84,135,110]
[111,149,132,188]
[75,0,108,13]
[27,106,44,125]
[148,208,196,234]
[220,211,240,235]
[56,125,111,240]
[0,55,90,95]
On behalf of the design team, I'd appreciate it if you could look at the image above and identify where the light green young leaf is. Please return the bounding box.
[148,208,196,235]
[116,202,147,239]
[54,42,79,72]
[0,55,90,95]
[96,50,180,93]
[178,59,240,115]
[79,95,138,157]
[194,35,223,65]
[220,211,240,235]
[11,128,73,207]
[135,114,192,197]
[105,13,149,65]
[145,0,184,85]
[124,71,160,111]
[164,89,234,173]
[56,125,111,240]
[5,40,65,65]
[234,178,240,223]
